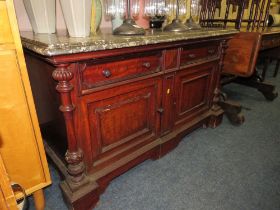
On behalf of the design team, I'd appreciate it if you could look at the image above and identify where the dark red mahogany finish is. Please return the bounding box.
[24,36,231,210]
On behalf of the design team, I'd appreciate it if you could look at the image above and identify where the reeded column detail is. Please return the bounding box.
[52,64,85,184]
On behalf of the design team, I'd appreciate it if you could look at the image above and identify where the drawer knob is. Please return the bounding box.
[188,54,196,58]
[102,69,112,78]
[157,108,164,114]
[142,62,151,68]
[208,49,215,54]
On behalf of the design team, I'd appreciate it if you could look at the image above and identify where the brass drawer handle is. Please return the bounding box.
[142,62,151,68]
[188,54,196,58]
[102,69,112,78]
[208,49,215,54]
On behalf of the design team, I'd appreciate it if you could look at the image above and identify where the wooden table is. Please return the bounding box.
[218,27,280,124]
[21,28,237,210]
[223,27,280,100]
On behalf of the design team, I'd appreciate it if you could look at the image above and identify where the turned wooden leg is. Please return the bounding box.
[52,65,86,185]
[274,59,279,77]
[261,58,269,82]
[53,64,99,210]
[208,41,229,128]
[208,88,224,128]
[33,189,45,210]
[235,76,278,101]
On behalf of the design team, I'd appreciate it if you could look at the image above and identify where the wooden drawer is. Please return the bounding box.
[180,43,219,66]
[79,52,162,90]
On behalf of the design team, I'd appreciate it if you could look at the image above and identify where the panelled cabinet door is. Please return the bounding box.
[174,62,217,126]
[84,78,161,171]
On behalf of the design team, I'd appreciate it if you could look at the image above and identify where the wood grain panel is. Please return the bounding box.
[161,74,175,135]
[163,49,179,70]
[87,80,159,164]
[0,0,51,203]
[0,154,17,210]
[223,32,262,77]
[175,65,213,124]
[0,2,13,44]
[261,34,280,50]
[0,50,48,191]
[80,53,161,89]
[95,93,150,149]
[180,43,219,66]
[180,76,208,112]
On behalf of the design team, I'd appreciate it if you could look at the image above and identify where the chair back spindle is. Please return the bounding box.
[200,0,272,30]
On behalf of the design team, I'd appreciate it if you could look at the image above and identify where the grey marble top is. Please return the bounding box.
[20,28,238,56]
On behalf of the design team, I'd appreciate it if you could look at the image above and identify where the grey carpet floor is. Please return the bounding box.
[30,63,280,210]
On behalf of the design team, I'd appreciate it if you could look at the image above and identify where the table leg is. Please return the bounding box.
[261,58,269,81]
[33,189,45,210]
[234,72,278,101]
[274,60,279,77]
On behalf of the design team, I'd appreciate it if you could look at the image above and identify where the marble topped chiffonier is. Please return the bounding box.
[21,28,237,210]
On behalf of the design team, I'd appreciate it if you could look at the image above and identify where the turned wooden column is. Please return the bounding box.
[52,64,85,185]
[213,40,227,110]
[209,40,228,128]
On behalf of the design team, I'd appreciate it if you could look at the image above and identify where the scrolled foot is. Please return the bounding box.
[218,100,245,126]
[259,89,278,101]
[227,112,245,125]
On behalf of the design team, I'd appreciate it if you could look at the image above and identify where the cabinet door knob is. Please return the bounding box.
[102,69,112,78]
[208,49,215,54]
[188,54,196,58]
[157,108,164,114]
[142,62,151,68]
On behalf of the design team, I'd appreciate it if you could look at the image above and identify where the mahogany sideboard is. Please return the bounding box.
[21,28,237,210]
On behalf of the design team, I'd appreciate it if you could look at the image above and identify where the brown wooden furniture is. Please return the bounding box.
[224,28,280,101]
[221,28,280,124]
[0,1,51,209]
[200,0,270,30]
[22,30,236,209]
[258,25,280,80]
[200,0,279,124]
[224,27,280,76]
[0,154,18,210]
[221,28,280,123]
[259,47,280,80]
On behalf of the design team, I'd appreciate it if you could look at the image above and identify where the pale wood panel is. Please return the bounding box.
[0,1,13,44]
[0,154,18,210]
[0,0,51,199]
[0,50,47,191]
